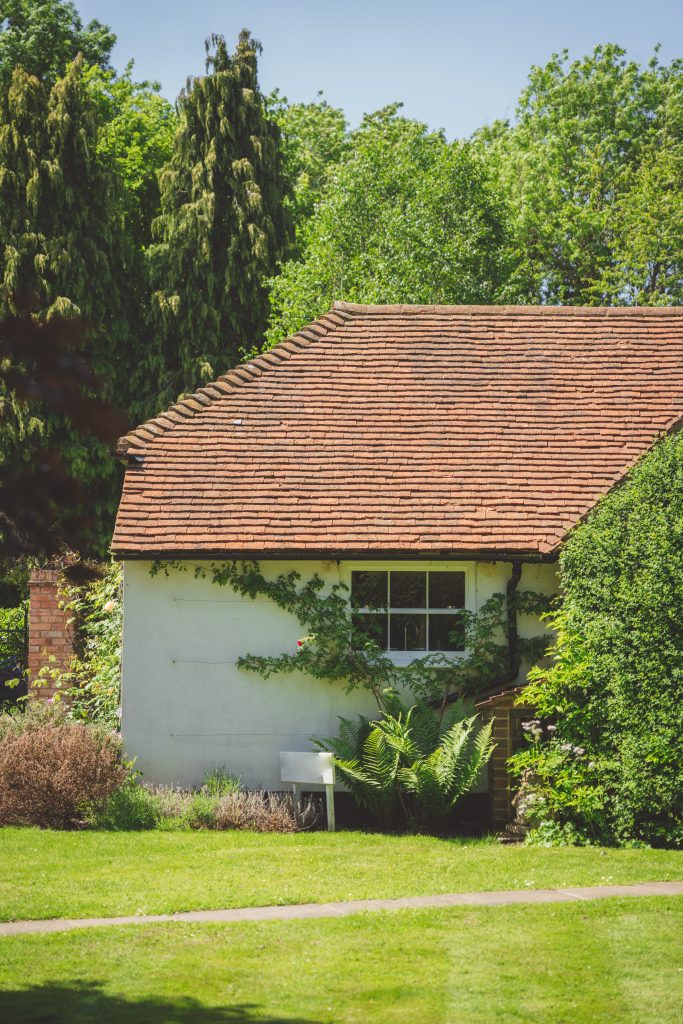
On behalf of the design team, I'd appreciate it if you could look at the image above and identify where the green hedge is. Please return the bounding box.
[513,430,683,846]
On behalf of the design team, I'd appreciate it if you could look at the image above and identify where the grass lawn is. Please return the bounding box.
[0,897,681,1022]
[1,828,682,922]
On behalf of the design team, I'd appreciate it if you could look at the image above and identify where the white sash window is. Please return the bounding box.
[348,566,470,660]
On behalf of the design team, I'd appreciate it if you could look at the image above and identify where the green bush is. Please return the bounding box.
[0,603,26,662]
[85,778,161,831]
[511,431,683,847]
[318,696,493,832]
[40,563,122,727]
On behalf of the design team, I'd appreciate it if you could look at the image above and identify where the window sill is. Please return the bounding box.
[385,649,467,668]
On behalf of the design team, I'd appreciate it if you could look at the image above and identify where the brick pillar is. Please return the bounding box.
[27,569,74,700]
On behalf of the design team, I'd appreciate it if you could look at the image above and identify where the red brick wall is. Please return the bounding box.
[27,570,74,700]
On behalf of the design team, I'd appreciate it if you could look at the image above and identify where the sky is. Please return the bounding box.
[79,0,683,139]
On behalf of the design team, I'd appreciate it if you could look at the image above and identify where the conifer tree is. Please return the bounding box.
[0,57,136,394]
[0,58,136,557]
[146,31,290,410]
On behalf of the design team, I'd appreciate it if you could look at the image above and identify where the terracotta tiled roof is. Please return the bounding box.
[112,303,683,559]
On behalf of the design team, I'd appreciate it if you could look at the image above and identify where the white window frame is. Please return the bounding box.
[341,561,476,667]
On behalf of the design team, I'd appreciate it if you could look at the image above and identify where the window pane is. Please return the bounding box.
[429,571,465,609]
[351,570,387,609]
[390,572,426,609]
[389,613,427,651]
[429,613,466,652]
[352,613,388,649]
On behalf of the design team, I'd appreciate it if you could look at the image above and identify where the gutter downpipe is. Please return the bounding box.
[505,559,523,684]
[438,558,524,708]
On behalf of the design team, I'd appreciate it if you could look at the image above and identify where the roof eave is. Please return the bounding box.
[111,546,559,564]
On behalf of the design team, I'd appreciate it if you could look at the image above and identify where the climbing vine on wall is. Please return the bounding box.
[151,559,550,713]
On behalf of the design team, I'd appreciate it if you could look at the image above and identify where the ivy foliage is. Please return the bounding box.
[146,31,291,411]
[151,559,549,714]
[151,558,541,831]
[39,561,121,728]
[511,430,683,847]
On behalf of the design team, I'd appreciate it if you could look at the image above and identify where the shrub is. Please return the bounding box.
[0,702,127,827]
[89,773,317,833]
[214,790,317,832]
[510,430,683,847]
[38,563,122,727]
[201,768,240,799]
[525,820,594,848]
[150,770,241,829]
[317,697,493,832]
[88,783,199,831]
[85,779,161,830]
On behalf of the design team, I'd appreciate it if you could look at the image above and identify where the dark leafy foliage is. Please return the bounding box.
[0,57,136,559]
[511,430,683,847]
[0,313,125,559]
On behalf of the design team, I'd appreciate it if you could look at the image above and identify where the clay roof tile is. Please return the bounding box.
[112,304,683,559]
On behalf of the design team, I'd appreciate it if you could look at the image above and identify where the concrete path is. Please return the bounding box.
[2,880,682,938]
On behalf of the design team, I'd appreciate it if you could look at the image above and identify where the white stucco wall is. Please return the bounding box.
[121,559,557,789]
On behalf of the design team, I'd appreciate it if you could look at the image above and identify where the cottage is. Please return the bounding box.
[112,303,683,802]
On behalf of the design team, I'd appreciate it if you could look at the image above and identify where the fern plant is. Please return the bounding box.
[317,695,494,832]
[398,715,494,828]
[321,714,400,828]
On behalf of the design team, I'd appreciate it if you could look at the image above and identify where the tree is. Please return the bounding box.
[0,0,114,86]
[146,31,290,410]
[479,45,683,304]
[607,78,683,304]
[85,63,177,251]
[267,107,520,343]
[269,91,348,247]
[0,57,136,390]
[0,59,135,557]
[0,311,125,561]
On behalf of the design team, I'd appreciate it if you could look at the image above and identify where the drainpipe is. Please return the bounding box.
[505,559,523,683]
[437,559,523,708]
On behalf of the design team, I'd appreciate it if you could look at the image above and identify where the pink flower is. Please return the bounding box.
[104,600,117,613]
[297,640,303,648]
